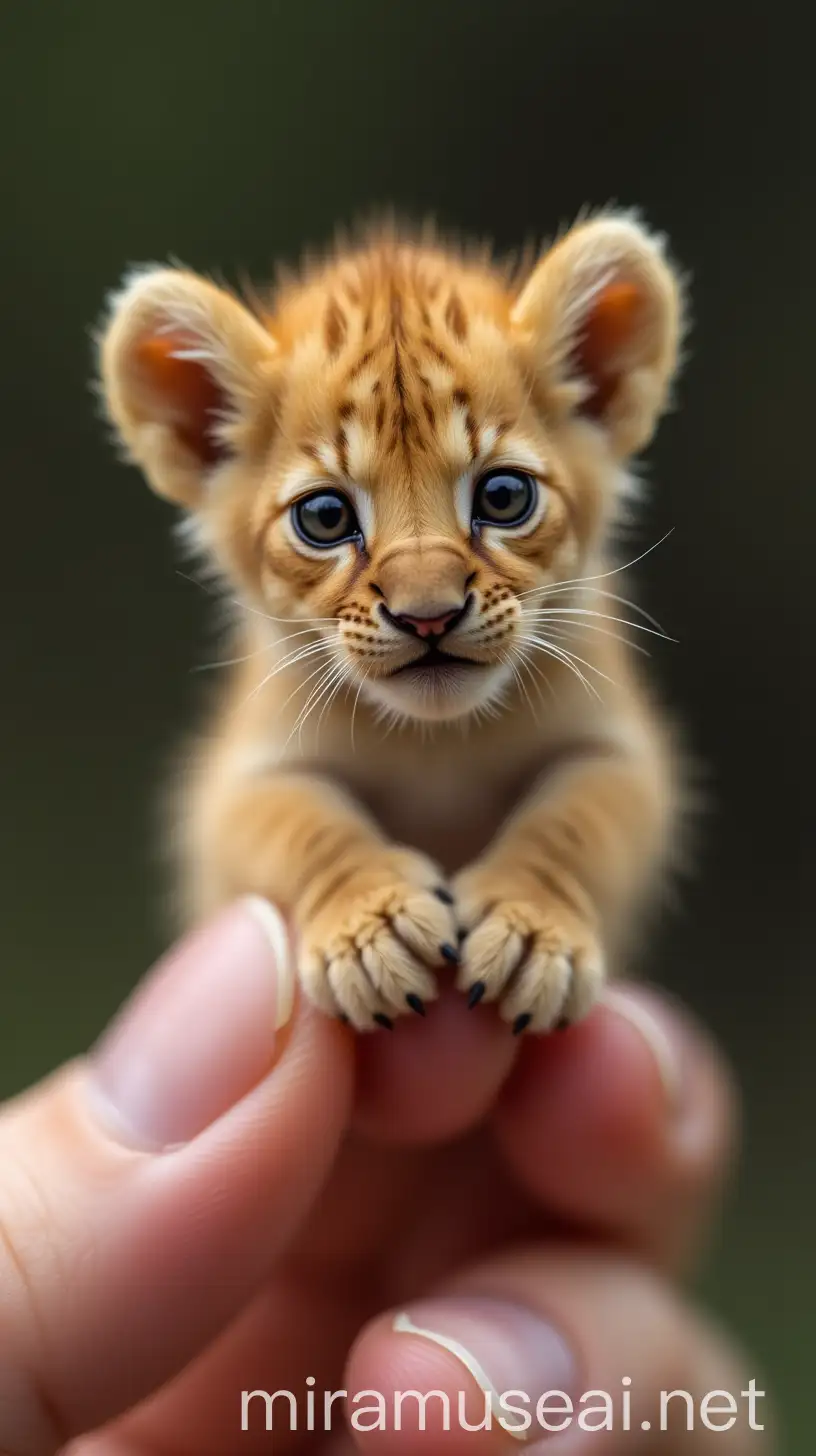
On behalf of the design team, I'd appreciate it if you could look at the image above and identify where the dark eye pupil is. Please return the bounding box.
[317,501,342,530]
[475,470,535,526]
[487,482,515,512]
[295,491,358,545]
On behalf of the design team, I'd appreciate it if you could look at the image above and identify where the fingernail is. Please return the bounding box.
[394,1297,577,1442]
[601,987,683,1110]
[89,898,294,1150]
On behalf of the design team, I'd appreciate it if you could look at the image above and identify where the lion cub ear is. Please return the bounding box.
[511,213,684,458]
[98,267,278,507]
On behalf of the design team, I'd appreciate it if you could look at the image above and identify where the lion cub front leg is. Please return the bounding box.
[206,773,457,1030]
[455,749,672,1034]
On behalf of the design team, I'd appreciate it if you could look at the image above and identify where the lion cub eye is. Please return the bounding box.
[472,469,539,528]
[292,490,361,548]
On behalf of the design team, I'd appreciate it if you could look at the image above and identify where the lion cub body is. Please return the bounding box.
[101,215,682,1031]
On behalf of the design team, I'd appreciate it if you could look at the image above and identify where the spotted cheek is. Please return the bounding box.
[337,614,394,671]
[465,591,523,658]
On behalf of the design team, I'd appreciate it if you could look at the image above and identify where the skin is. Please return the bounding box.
[0,902,771,1454]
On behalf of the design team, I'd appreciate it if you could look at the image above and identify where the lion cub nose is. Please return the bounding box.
[383,599,470,639]
[393,606,463,639]
[375,538,471,638]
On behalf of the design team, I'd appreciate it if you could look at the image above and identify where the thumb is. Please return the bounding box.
[0,900,352,1455]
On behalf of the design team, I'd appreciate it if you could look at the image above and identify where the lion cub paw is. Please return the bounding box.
[455,882,605,1035]
[298,850,457,1030]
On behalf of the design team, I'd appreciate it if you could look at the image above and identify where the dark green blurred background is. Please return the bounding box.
[1,0,811,1445]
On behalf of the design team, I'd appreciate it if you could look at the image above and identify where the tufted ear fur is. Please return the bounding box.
[511,214,684,458]
[98,267,279,506]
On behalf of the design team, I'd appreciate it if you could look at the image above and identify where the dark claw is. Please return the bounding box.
[555,1016,571,1032]
[440,942,459,964]
[374,1012,394,1031]
[406,992,426,1017]
[338,1013,350,1025]
[434,886,455,905]
[467,980,486,1009]
[513,1012,533,1036]
[457,927,468,945]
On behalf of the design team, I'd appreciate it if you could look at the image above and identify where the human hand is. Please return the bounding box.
[0,900,771,1452]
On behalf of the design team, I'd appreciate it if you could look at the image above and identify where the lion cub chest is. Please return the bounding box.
[339,750,535,875]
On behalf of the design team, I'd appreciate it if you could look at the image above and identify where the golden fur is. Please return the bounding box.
[99,213,684,1032]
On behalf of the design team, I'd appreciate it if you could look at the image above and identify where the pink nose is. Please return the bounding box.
[398,609,461,638]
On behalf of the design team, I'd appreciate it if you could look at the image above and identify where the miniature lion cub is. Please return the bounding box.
[100,213,683,1033]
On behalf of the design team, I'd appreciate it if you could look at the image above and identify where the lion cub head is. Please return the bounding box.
[100,216,681,723]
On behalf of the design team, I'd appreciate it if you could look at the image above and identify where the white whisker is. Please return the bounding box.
[284,662,340,749]
[524,608,658,655]
[532,619,651,658]
[317,662,352,736]
[515,642,554,709]
[292,659,348,749]
[517,529,674,602]
[521,633,608,701]
[230,598,336,628]
[194,620,351,678]
[349,671,368,751]
[501,649,540,723]
[525,587,669,635]
[303,663,351,747]
[242,637,336,707]
[528,605,672,637]
[519,637,598,700]
[279,655,340,714]
[191,645,270,674]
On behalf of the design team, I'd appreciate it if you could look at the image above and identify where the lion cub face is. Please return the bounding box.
[100,219,680,723]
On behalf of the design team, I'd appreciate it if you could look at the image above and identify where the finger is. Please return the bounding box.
[352,972,517,1145]
[492,984,737,1270]
[71,1279,364,1456]
[0,900,352,1455]
[346,1244,772,1453]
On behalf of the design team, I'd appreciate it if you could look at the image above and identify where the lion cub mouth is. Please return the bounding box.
[389,646,485,676]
